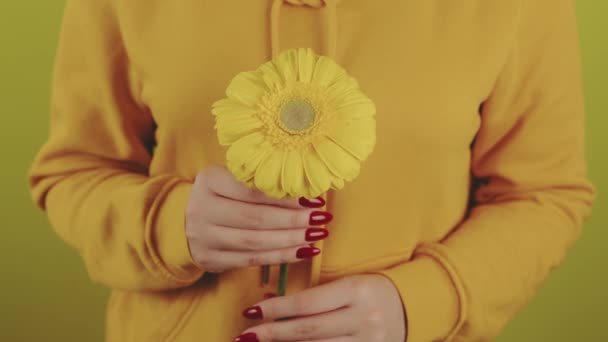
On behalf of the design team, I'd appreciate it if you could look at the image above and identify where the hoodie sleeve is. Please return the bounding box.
[376,0,595,340]
[28,0,204,290]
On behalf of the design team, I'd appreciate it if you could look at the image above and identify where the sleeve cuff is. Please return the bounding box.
[154,181,205,284]
[374,247,465,342]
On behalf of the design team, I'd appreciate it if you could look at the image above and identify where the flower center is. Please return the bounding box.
[279,100,316,133]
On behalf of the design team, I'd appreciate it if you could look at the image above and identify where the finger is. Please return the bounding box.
[298,338,353,342]
[206,195,330,229]
[242,307,357,342]
[207,225,329,251]
[253,278,353,321]
[205,166,306,209]
[205,245,320,269]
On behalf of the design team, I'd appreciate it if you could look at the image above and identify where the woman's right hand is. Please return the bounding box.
[184,166,332,273]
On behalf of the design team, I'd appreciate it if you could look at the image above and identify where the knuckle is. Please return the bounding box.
[197,168,213,187]
[261,301,277,320]
[258,325,274,340]
[291,295,311,313]
[350,277,374,299]
[246,253,262,266]
[363,311,384,331]
[245,186,263,201]
[240,234,265,251]
[279,248,293,263]
[241,207,265,228]
[369,330,387,342]
[289,231,303,246]
[193,250,211,269]
[289,212,302,227]
[294,321,318,337]
[201,166,225,190]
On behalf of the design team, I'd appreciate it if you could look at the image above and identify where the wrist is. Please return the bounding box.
[154,181,205,283]
[373,254,462,342]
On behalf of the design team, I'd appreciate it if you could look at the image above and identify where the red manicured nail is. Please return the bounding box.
[299,196,326,208]
[242,306,263,319]
[309,211,333,225]
[263,292,277,299]
[233,332,259,342]
[305,228,329,242]
[297,247,321,259]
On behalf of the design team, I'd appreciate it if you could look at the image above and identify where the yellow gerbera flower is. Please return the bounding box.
[212,48,376,199]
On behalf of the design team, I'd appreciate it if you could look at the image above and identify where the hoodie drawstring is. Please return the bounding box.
[270,0,338,59]
[270,0,338,287]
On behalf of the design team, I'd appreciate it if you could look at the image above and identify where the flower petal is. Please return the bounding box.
[331,174,345,189]
[255,149,286,198]
[303,147,332,197]
[212,98,255,117]
[297,48,316,84]
[227,133,268,182]
[313,139,361,182]
[324,76,359,101]
[334,92,376,121]
[212,99,264,145]
[281,150,306,197]
[216,119,262,146]
[242,148,271,183]
[258,61,284,91]
[226,71,267,106]
[312,56,346,88]
[326,118,376,161]
[274,50,298,84]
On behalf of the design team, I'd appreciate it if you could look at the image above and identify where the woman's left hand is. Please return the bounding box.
[235,274,406,342]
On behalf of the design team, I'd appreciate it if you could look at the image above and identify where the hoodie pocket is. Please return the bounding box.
[106,286,202,342]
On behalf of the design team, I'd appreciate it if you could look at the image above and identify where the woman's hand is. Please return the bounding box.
[235,274,407,342]
[185,166,332,273]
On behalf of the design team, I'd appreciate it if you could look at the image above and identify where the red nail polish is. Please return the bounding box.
[263,292,277,299]
[242,306,263,319]
[309,211,333,225]
[305,228,329,242]
[234,332,259,342]
[297,247,321,259]
[299,196,326,208]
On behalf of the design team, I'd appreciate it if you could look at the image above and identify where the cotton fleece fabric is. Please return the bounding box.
[28,0,595,341]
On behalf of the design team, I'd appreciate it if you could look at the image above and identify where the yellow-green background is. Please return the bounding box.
[1,1,606,341]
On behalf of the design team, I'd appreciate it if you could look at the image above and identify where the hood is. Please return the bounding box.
[284,0,342,7]
[270,0,339,61]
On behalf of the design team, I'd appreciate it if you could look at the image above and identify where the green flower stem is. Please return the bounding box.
[261,265,270,285]
[277,263,289,296]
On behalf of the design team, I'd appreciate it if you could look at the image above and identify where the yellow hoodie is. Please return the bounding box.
[29,0,595,341]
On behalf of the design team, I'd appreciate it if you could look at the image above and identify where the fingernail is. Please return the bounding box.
[309,211,333,225]
[297,247,321,259]
[263,292,277,299]
[299,196,326,208]
[233,332,259,342]
[242,305,263,319]
[305,228,329,242]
